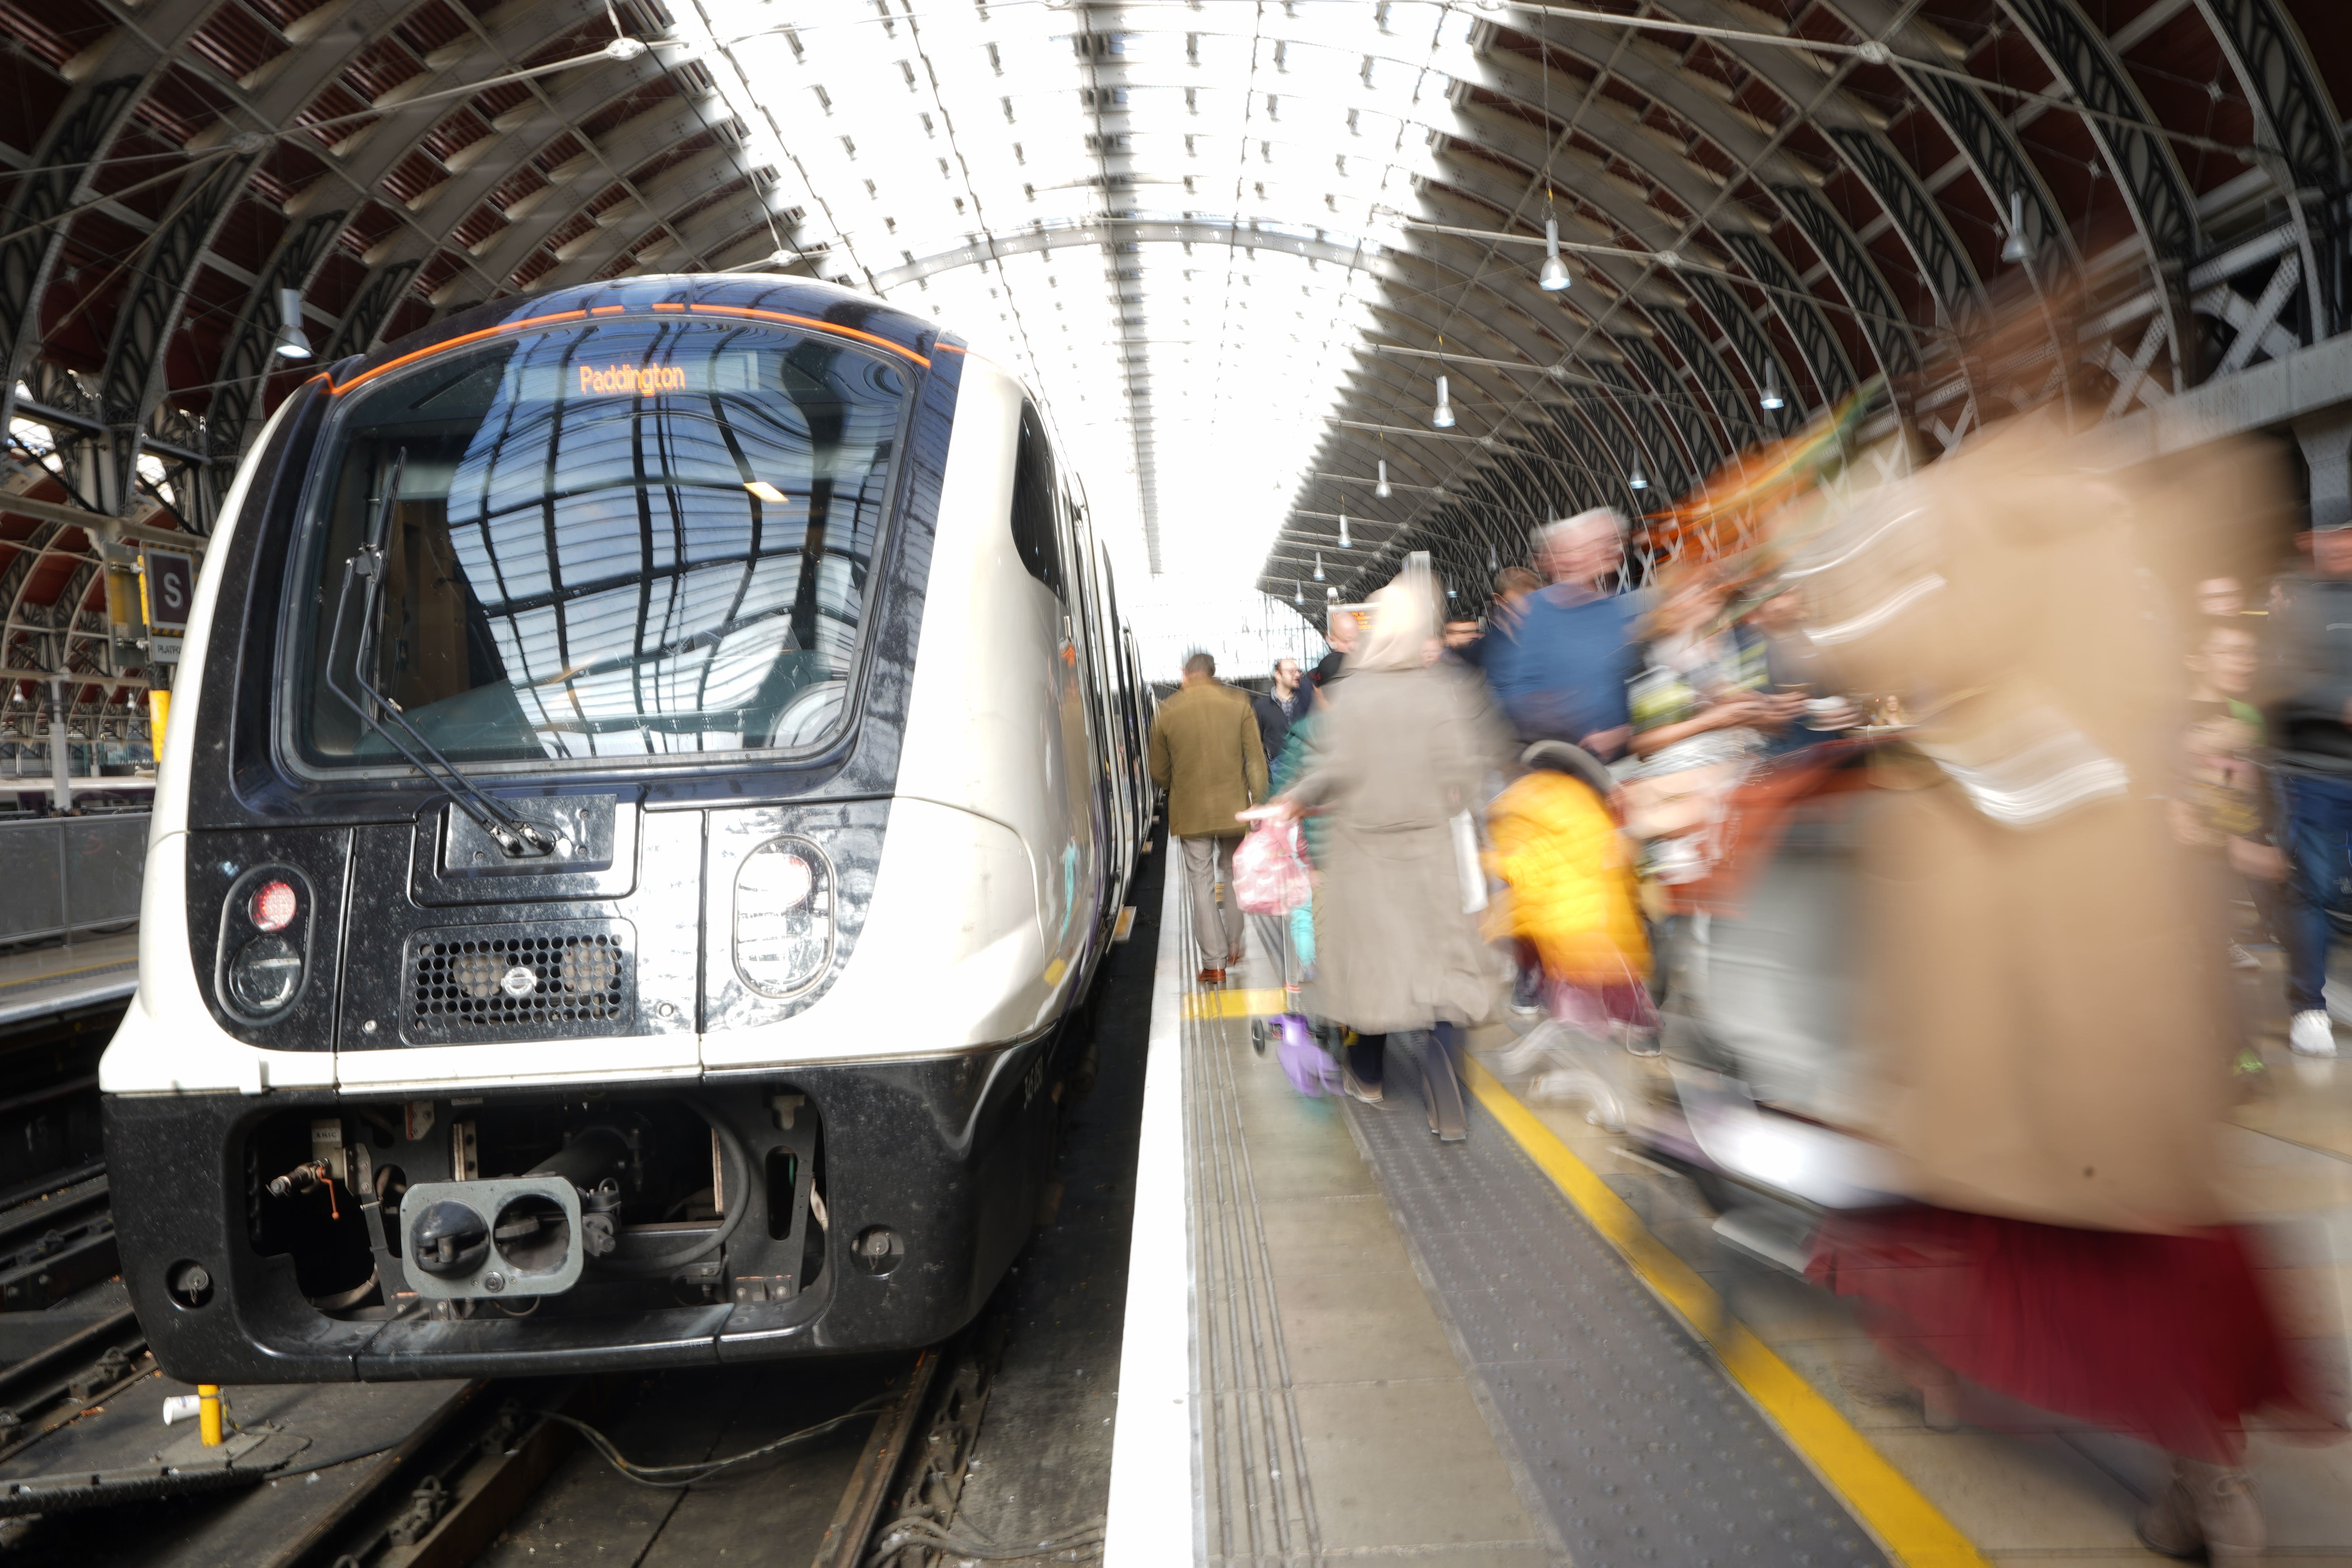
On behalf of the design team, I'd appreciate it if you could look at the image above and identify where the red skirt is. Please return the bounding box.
[1809,1205,2305,1461]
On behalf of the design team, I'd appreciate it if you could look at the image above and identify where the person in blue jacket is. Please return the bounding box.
[1486,508,1645,760]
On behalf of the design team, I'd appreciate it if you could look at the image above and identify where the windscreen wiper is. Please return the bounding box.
[324,450,554,859]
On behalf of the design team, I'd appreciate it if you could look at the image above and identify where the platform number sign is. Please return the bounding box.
[142,548,195,663]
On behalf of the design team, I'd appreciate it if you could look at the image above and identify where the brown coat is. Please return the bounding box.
[1797,420,2235,1232]
[1149,681,1270,839]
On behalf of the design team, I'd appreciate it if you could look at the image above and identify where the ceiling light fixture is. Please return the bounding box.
[2001,191,2030,265]
[1338,513,1351,549]
[272,288,311,360]
[1376,459,1392,499]
[1629,467,1648,491]
[1432,374,1455,429]
[1313,552,1325,581]
[1759,367,1784,412]
[1538,217,1571,292]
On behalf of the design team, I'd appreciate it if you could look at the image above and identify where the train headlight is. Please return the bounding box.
[228,935,304,1015]
[733,837,835,997]
[220,866,314,1022]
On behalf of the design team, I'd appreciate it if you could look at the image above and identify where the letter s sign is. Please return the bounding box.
[143,550,195,635]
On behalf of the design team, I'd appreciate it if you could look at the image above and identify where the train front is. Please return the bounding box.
[100,279,1078,1381]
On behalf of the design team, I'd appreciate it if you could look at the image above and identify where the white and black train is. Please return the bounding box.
[100,278,1155,1380]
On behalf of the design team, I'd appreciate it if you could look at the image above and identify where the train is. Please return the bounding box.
[99,276,1156,1380]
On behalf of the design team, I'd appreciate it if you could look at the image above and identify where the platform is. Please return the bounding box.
[0,933,139,1031]
[1105,879,2352,1567]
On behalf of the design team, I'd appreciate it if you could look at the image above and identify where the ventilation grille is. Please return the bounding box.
[403,920,636,1043]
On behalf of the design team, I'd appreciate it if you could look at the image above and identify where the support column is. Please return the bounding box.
[2294,407,2352,530]
[47,675,71,812]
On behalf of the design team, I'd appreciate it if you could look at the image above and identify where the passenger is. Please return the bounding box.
[2263,525,2352,1058]
[1487,509,1642,759]
[1262,578,1510,1137]
[2175,618,2282,990]
[1619,562,1778,884]
[2198,573,2247,619]
[1793,419,2323,1563]
[1269,684,1330,975]
[1452,566,1542,677]
[1749,586,1854,750]
[1148,651,1269,986]
[1486,740,1654,1071]
[1309,611,1358,689]
[1251,657,1307,768]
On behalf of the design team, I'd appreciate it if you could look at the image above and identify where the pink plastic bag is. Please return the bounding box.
[1231,819,1310,915]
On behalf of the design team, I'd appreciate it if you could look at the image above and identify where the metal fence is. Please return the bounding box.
[0,814,149,945]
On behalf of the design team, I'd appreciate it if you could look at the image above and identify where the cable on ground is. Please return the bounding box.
[868,1510,1108,1562]
[543,1396,892,1489]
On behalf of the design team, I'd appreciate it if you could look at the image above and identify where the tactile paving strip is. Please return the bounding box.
[1346,1047,1891,1568]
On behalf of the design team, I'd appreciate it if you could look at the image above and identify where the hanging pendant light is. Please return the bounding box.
[1294,580,1303,604]
[1487,544,1498,571]
[271,288,312,360]
[2001,191,2029,265]
[1538,216,1571,292]
[1432,374,1455,429]
[1629,466,1648,491]
[1759,366,1784,412]
[1338,512,1351,550]
[1313,552,1325,582]
[1375,459,1392,499]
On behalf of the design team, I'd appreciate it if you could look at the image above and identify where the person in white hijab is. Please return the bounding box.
[1269,568,1512,1137]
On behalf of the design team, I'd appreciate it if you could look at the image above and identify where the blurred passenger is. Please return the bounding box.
[1148,651,1269,985]
[1795,420,2318,1562]
[2264,525,2352,1058]
[1621,564,1778,884]
[1463,564,1545,682]
[2176,619,2283,985]
[1252,657,1306,766]
[1266,579,1510,1137]
[1310,611,1358,688]
[1486,740,1654,1062]
[1269,684,1331,975]
[1488,508,1642,758]
[1751,586,1856,750]
[2198,574,2247,619]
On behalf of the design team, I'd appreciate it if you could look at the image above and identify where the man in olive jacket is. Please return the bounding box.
[1149,652,1270,984]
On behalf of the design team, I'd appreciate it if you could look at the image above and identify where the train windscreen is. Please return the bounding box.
[289,316,910,768]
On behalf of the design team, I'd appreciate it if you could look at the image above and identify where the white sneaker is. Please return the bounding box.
[2290,1009,2339,1058]
[1496,1021,1564,1077]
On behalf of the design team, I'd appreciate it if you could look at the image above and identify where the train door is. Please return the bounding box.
[1034,450,1100,993]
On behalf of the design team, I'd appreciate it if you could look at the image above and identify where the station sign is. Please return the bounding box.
[141,547,196,664]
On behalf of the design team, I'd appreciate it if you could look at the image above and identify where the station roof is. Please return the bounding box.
[1,0,2345,697]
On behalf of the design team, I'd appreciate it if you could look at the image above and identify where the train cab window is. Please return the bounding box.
[290,318,911,767]
[1010,402,1063,598]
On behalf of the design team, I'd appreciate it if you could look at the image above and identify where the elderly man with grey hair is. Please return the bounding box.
[1485,506,1644,759]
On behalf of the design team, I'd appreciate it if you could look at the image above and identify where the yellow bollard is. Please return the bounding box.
[197,1384,223,1446]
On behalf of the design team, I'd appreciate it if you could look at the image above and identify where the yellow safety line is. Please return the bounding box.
[1461,1057,1992,1568]
[1178,987,1287,1021]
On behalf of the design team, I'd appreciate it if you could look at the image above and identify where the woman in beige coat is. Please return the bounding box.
[1271,579,1511,1136]
[1793,419,2319,1561]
